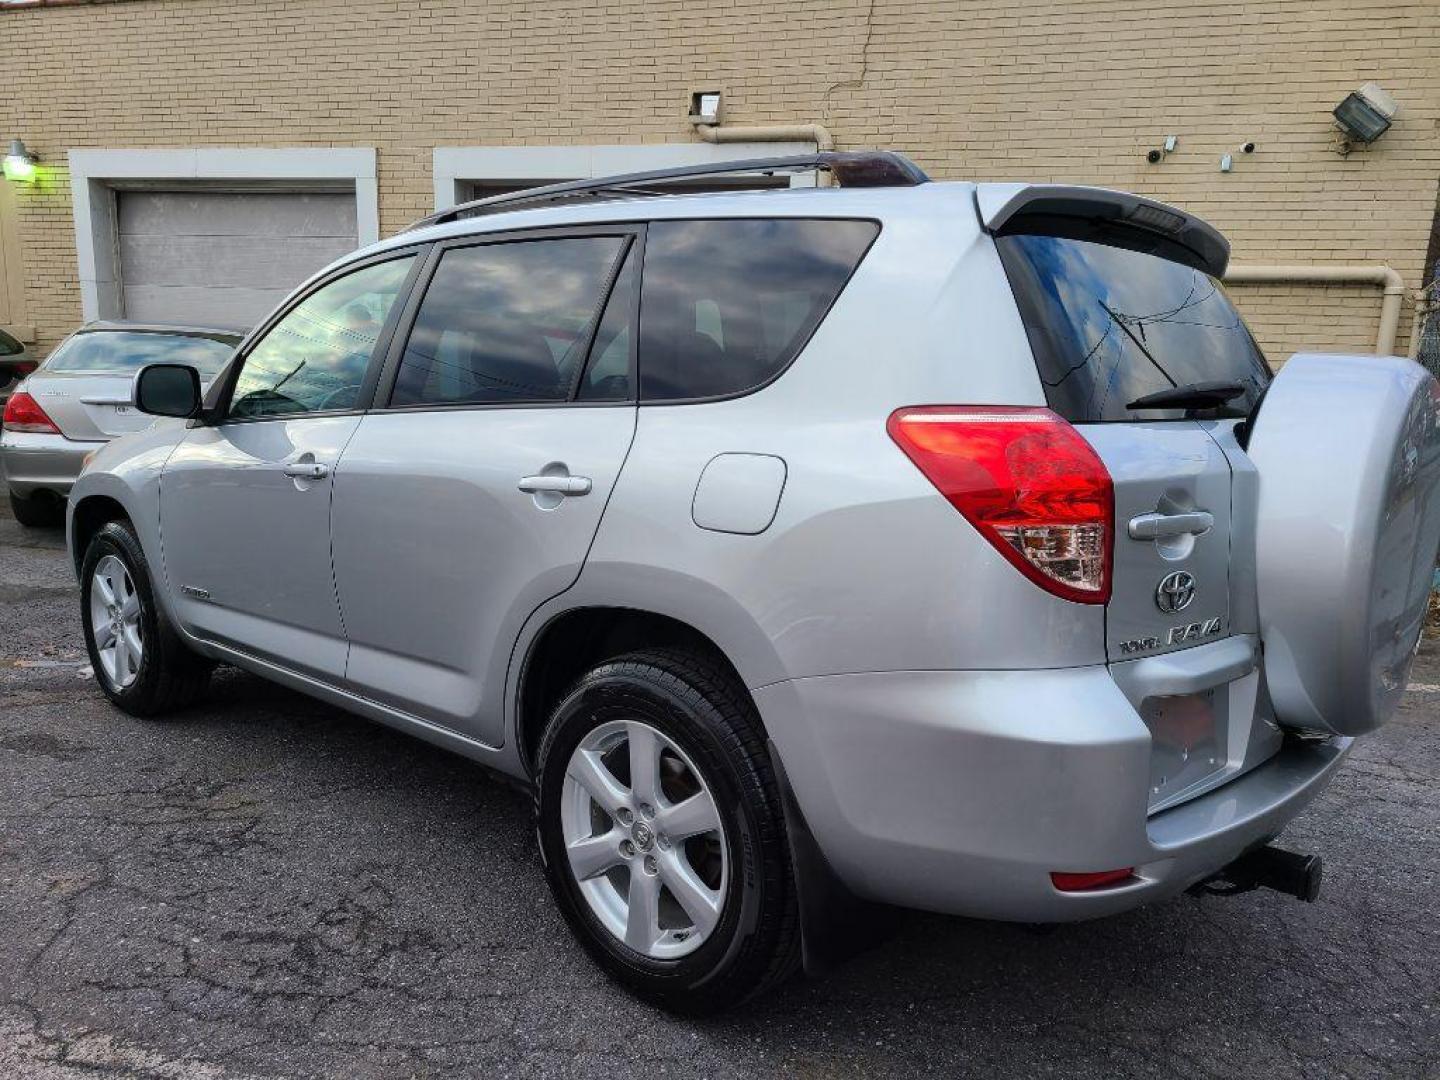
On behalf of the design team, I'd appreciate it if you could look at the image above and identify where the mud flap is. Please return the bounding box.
[767,739,901,973]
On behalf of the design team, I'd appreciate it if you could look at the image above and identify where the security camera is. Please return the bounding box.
[1146,148,1163,164]
[1240,141,1257,154]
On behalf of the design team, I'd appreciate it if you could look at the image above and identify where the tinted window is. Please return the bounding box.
[228,256,414,419]
[638,219,878,401]
[577,243,637,401]
[0,328,23,357]
[998,233,1271,423]
[392,236,628,407]
[45,330,239,375]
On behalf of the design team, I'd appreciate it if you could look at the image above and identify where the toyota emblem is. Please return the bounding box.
[1155,571,1197,613]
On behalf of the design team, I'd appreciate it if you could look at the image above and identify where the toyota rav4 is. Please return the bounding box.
[65,152,1440,1013]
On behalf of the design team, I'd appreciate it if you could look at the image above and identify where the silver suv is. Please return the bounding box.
[66,152,1440,1013]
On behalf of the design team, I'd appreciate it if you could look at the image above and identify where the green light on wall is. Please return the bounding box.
[2,139,38,184]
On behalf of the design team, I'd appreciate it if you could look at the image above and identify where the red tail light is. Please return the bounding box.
[887,406,1114,604]
[1051,868,1135,892]
[2,390,61,435]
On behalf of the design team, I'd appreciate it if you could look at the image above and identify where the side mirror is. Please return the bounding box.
[134,363,202,419]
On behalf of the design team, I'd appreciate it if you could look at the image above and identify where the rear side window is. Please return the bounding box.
[639,218,878,401]
[392,236,628,407]
[997,233,1271,423]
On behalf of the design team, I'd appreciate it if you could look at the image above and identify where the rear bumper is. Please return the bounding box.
[1,431,95,496]
[754,664,1351,923]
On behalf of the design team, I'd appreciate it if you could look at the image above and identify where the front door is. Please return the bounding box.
[331,229,640,744]
[160,253,419,680]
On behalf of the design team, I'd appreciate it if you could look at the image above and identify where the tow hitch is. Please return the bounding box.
[1188,844,1323,903]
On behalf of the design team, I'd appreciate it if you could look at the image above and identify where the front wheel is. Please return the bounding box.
[80,520,212,715]
[535,649,800,1014]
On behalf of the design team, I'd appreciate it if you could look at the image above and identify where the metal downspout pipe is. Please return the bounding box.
[693,123,836,184]
[694,123,836,152]
[1222,264,1407,356]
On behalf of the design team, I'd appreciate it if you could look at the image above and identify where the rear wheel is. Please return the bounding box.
[9,489,63,528]
[535,648,799,1014]
[80,520,212,715]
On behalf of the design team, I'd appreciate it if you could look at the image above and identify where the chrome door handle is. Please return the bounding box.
[1128,510,1213,540]
[518,474,591,496]
[283,462,330,480]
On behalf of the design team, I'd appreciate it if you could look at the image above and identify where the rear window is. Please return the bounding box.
[639,218,878,401]
[46,330,239,376]
[997,233,1271,422]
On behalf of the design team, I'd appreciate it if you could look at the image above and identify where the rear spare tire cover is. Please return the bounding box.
[1248,353,1440,736]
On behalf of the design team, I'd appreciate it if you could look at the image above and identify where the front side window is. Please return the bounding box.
[997,233,1272,423]
[227,256,415,419]
[46,331,239,375]
[638,218,879,401]
[390,235,629,407]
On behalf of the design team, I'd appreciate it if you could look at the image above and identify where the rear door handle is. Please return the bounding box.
[518,475,591,496]
[283,462,330,481]
[1128,510,1213,540]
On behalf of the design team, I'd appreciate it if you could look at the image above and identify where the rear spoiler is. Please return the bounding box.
[976,183,1230,278]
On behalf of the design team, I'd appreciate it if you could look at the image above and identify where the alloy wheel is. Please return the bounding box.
[560,719,727,959]
[90,554,143,689]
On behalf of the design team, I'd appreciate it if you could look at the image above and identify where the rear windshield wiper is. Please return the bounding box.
[1126,381,1246,411]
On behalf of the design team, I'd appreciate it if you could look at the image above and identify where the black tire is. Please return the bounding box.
[9,490,63,528]
[535,648,800,1014]
[79,519,213,716]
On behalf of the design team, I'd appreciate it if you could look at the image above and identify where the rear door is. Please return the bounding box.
[995,221,1274,809]
[330,226,641,746]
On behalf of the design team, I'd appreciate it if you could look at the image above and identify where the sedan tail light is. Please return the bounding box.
[2,390,61,435]
[887,406,1113,603]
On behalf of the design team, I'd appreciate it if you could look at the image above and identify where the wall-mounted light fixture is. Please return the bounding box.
[2,139,38,184]
[1333,82,1398,149]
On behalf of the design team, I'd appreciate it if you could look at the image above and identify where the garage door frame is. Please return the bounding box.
[68,148,378,323]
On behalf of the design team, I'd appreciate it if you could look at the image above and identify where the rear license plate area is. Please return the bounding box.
[1141,690,1225,809]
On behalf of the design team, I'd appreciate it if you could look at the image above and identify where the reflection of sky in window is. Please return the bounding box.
[396,237,625,404]
[48,331,240,375]
[639,219,877,399]
[231,257,413,414]
[1012,235,1269,422]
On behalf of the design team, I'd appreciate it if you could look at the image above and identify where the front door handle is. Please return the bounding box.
[283,462,330,481]
[1128,510,1213,540]
[518,474,591,496]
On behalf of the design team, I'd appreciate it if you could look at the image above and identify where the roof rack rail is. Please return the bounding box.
[404,150,930,232]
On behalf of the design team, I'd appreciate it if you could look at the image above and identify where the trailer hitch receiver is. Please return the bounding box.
[1188,844,1323,903]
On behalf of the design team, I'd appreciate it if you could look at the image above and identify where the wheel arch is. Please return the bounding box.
[514,605,754,778]
[69,493,132,576]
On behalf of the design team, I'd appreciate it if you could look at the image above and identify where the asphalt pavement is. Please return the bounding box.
[1,497,1437,1078]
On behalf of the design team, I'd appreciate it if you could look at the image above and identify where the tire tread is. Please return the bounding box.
[535,646,801,1012]
[83,520,212,716]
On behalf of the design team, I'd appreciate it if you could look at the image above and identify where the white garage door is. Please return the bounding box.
[117,190,358,329]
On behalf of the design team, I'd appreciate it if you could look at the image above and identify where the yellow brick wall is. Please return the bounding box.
[0,0,1436,363]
